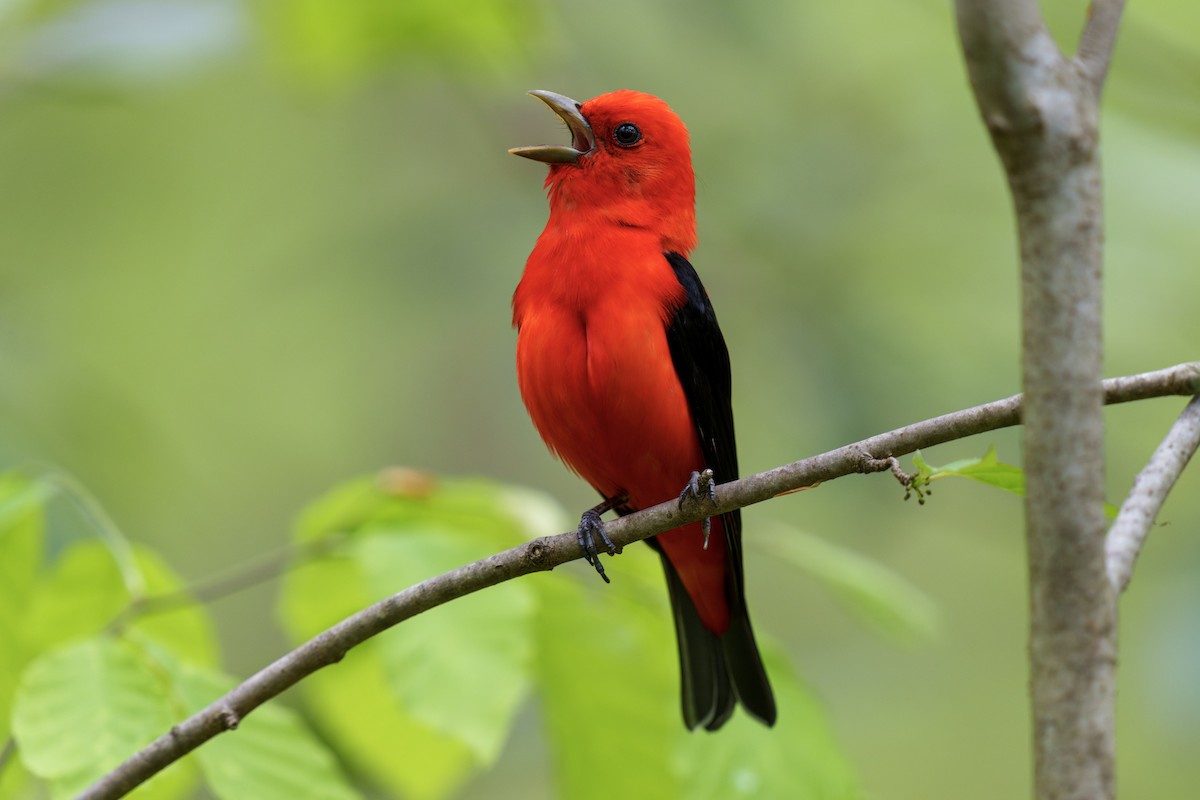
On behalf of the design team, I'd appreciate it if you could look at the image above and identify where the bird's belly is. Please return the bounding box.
[516,303,704,508]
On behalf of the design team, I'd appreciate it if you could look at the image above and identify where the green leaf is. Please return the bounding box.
[930,445,1026,495]
[47,756,197,800]
[0,472,54,525]
[23,541,219,668]
[296,473,560,547]
[22,541,129,653]
[171,666,358,800]
[910,450,933,479]
[10,638,191,798]
[913,447,1120,518]
[0,472,51,742]
[126,549,221,669]
[1,476,211,799]
[356,528,536,764]
[280,556,477,800]
[674,647,860,800]
[534,561,682,800]
[281,475,570,798]
[755,525,939,645]
[0,754,34,800]
[536,546,861,799]
[293,475,393,543]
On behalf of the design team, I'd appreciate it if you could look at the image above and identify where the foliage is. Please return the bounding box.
[910,447,1120,517]
[1,0,1196,798]
[0,472,355,800]
[754,525,939,646]
[0,468,893,799]
[279,474,863,799]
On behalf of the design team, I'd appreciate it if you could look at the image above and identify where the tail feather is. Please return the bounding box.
[654,548,775,731]
[659,550,734,730]
[721,608,777,727]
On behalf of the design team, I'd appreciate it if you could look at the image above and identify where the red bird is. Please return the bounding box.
[510,89,776,731]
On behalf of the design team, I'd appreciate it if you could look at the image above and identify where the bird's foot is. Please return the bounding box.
[577,498,623,584]
[678,469,718,549]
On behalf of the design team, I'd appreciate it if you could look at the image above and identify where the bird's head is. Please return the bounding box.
[510,89,697,255]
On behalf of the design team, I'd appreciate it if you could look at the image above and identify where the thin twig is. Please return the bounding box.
[1106,395,1200,593]
[1077,0,1128,88]
[109,534,346,631]
[41,470,145,600]
[77,362,1199,800]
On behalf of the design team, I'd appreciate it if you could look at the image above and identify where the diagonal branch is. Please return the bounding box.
[80,362,1200,800]
[1106,395,1200,593]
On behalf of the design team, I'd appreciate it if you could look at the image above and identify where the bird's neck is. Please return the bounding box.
[544,177,696,257]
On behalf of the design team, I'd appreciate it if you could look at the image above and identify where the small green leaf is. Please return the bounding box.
[294,475,392,542]
[756,525,939,644]
[22,542,130,653]
[488,483,571,540]
[171,666,358,800]
[281,475,574,798]
[295,473,558,547]
[0,472,54,525]
[534,562,681,800]
[12,639,175,786]
[910,450,933,478]
[0,472,51,742]
[937,445,1025,495]
[280,555,477,800]
[912,446,1119,517]
[23,542,219,668]
[356,528,535,765]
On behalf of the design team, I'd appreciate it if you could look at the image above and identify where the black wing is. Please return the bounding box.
[662,251,745,598]
[658,251,775,729]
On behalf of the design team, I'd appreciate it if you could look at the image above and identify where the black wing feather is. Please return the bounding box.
[662,251,744,597]
[659,251,776,728]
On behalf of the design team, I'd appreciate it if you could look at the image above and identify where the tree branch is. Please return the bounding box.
[1077,0,1128,88]
[79,362,1199,800]
[955,0,1060,164]
[107,535,345,632]
[956,1,1126,797]
[1106,395,1200,593]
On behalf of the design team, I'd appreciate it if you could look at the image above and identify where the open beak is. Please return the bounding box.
[508,90,595,164]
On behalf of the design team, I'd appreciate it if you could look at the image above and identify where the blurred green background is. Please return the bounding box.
[1,0,1198,797]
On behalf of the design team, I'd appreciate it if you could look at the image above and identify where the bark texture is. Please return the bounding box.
[956,1,1127,797]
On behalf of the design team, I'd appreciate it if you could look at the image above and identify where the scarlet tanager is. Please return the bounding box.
[509,89,776,731]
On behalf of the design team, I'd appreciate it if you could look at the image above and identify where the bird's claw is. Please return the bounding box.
[678,469,718,549]
[578,509,617,584]
[678,469,718,508]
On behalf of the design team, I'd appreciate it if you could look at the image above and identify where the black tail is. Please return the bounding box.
[655,548,777,731]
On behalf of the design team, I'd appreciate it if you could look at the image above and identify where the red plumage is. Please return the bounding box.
[511,90,774,730]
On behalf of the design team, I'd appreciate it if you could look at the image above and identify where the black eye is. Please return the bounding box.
[613,122,642,147]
